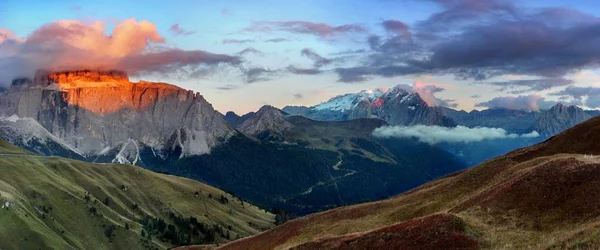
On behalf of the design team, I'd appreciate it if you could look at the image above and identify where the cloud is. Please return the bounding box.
[475,94,557,111]
[223,39,255,44]
[488,78,574,94]
[301,48,331,67]
[236,47,263,56]
[551,86,600,108]
[0,29,20,44]
[421,0,519,28]
[335,67,374,83]
[216,84,238,91]
[382,20,411,40]
[294,93,303,99]
[244,21,366,38]
[332,2,600,84]
[0,19,240,84]
[265,38,290,43]
[373,125,540,144]
[413,81,451,107]
[288,66,323,75]
[330,49,366,55]
[169,23,195,36]
[242,67,279,83]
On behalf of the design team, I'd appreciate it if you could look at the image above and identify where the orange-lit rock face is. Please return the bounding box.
[1,69,232,156]
[41,70,191,114]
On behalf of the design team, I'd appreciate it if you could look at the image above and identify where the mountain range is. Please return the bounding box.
[0,70,465,216]
[283,86,600,165]
[283,86,599,137]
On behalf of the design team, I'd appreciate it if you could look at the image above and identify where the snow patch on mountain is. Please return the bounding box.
[113,139,141,165]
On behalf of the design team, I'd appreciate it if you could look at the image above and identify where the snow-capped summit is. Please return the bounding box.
[313,88,387,112]
[283,85,456,127]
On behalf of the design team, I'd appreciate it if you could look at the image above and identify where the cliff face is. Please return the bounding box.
[0,70,234,156]
[534,104,591,137]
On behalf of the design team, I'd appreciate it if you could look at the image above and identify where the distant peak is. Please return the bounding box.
[257,105,286,115]
[225,111,239,116]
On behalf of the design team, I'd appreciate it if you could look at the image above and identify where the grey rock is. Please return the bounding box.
[0,70,234,157]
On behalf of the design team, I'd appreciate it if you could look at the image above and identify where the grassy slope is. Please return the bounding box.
[0,140,275,250]
[216,116,600,250]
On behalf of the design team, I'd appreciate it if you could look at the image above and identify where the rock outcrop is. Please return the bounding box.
[237,105,293,136]
[0,70,234,157]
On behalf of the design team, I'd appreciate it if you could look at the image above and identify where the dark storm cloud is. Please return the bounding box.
[334,0,600,85]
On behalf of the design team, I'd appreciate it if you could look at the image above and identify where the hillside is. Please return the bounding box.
[174,106,464,216]
[0,140,275,250]
[216,115,600,249]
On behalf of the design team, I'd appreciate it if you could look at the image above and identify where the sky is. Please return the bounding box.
[3,0,600,114]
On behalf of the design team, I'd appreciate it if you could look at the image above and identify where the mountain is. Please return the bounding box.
[442,107,536,134]
[217,115,600,250]
[0,115,85,160]
[236,106,293,138]
[533,103,593,137]
[0,139,274,250]
[0,70,234,159]
[222,111,253,128]
[154,105,465,215]
[444,104,597,136]
[283,86,456,127]
[0,70,466,216]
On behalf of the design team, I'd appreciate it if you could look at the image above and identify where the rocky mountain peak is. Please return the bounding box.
[535,103,589,136]
[237,105,293,136]
[0,69,234,158]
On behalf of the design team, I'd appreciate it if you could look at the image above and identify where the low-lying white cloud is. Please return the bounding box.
[373,125,540,144]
